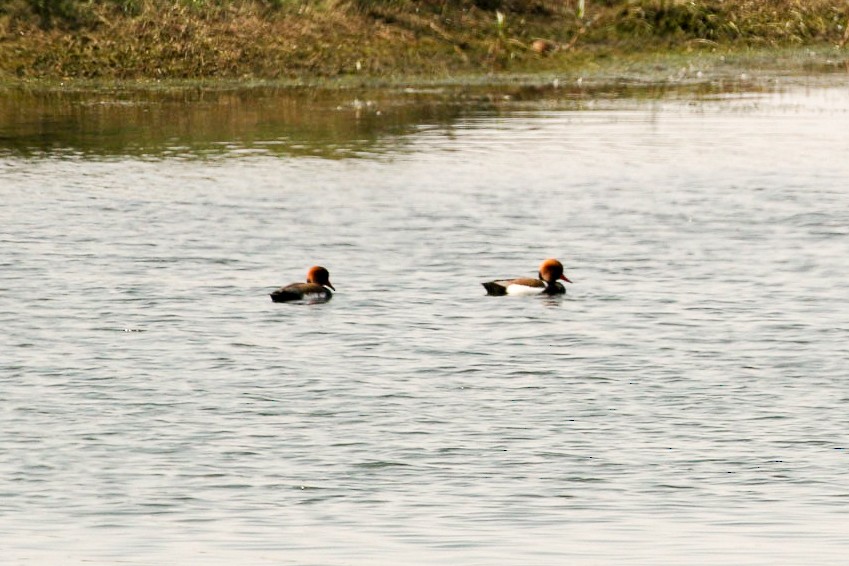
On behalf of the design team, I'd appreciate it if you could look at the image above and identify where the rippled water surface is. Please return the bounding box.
[2,80,849,564]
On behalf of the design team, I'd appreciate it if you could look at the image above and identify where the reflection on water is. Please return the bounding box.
[2,79,849,566]
[0,80,774,159]
[1,87,439,158]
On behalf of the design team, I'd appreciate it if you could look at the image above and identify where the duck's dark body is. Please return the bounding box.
[482,279,565,296]
[270,282,333,303]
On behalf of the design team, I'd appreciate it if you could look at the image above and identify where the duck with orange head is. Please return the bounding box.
[271,266,335,303]
[482,258,572,296]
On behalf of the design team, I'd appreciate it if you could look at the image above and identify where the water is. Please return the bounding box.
[2,80,849,564]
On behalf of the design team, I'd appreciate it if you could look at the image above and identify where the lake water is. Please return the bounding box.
[2,77,848,565]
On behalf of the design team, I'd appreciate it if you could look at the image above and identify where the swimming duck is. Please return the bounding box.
[482,258,572,296]
[271,266,335,303]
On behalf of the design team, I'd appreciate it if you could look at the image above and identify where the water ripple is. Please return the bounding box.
[2,84,849,565]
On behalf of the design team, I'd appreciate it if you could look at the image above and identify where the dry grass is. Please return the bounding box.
[1,0,847,80]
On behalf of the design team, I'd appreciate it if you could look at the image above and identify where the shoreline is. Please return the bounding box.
[2,44,848,94]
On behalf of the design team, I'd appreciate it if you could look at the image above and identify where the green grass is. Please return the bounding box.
[1,0,847,81]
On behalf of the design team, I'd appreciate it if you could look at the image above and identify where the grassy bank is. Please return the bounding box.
[1,0,848,82]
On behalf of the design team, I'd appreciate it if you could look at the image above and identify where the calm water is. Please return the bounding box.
[2,79,849,565]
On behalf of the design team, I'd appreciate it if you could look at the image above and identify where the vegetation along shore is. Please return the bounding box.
[1,0,848,83]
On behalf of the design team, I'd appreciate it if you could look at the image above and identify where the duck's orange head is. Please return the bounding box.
[539,258,572,284]
[306,265,335,290]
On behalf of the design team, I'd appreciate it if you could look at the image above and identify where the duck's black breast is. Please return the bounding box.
[543,281,566,295]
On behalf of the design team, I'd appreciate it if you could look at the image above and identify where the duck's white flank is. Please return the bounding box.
[505,283,544,296]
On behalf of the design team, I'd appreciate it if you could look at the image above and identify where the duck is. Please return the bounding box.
[482,258,572,296]
[270,266,335,303]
